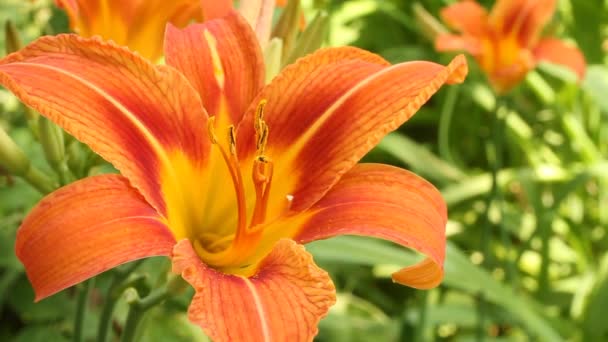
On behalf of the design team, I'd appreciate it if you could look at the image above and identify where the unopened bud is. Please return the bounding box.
[38,116,65,169]
[263,38,283,83]
[272,0,301,60]
[5,20,23,55]
[0,126,30,176]
[285,11,329,65]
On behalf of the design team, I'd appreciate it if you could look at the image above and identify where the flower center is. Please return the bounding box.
[193,100,278,272]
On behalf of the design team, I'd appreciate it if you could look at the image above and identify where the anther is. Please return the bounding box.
[254,99,267,131]
[256,123,269,153]
[207,116,218,144]
[228,125,237,155]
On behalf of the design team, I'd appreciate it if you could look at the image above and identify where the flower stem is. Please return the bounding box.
[97,260,145,342]
[438,85,459,164]
[74,278,95,342]
[493,103,515,280]
[23,166,56,194]
[120,288,171,342]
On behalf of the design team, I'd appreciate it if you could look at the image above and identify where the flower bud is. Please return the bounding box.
[4,20,23,55]
[263,38,283,83]
[285,11,329,65]
[272,0,301,60]
[0,126,30,176]
[38,116,65,169]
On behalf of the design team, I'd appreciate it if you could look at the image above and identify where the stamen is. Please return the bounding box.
[254,99,267,130]
[228,125,237,155]
[206,117,248,248]
[250,157,274,228]
[207,116,218,144]
[254,100,269,155]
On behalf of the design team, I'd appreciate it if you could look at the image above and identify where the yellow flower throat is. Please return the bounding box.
[192,100,284,273]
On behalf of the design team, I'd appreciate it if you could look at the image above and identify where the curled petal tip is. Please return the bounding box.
[446,54,469,84]
[391,258,443,289]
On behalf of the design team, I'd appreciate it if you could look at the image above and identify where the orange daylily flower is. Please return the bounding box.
[2,11,466,341]
[54,0,232,60]
[436,0,585,93]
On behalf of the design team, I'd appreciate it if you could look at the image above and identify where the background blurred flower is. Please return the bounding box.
[435,0,586,93]
[54,0,232,61]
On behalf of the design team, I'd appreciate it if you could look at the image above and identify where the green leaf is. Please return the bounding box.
[308,236,563,341]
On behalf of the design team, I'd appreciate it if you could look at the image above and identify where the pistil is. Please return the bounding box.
[195,100,274,271]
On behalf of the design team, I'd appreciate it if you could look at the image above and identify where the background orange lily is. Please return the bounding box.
[435,0,586,93]
[1,10,466,342]
[54,0,232,60]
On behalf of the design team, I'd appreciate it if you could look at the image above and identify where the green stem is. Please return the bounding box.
[23,166,56,194]
[494,107,516,286]
[97,260,145,342]
[120,288,171,342]
[438,85,459,164]
[74,278,95,342]
[414,290,429,342]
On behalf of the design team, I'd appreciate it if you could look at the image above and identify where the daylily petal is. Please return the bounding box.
[440,0,488,36]
[200,0,233,20]
[533,38,586,80]
[0,34,210,216]
[165,11,264,128]
[237,51,467,219]
[55,0,204,61]
[294,163,446,289]
[490,0,556,47]
[16,175,175,301]
[435,34,482,55]
[172,239,335,342]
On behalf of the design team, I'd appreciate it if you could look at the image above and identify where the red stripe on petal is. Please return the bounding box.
[16,175,175,301]
[0,35,210,215]
[165,11,264,127]
[295,164,447,289]
[238,53,466,220]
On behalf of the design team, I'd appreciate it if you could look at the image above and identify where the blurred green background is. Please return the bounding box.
[1,0,607,341]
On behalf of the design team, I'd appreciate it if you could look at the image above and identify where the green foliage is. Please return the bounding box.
[1,0,607,341]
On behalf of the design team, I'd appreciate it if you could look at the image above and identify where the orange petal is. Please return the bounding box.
[295,164,447,289]
[533,38,586,80]
[490,0,556,47]
[440,0,488,36]
[200,0,233,20]
[55,0,204,61]
[237,51,467,218]
[0,35,210,216]
[172,239,336,342]
[435,34,482,55]
[165,11,264,127]
[16,175,175,301]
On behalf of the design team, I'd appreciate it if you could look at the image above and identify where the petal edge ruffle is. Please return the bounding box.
[172,239,336,342]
